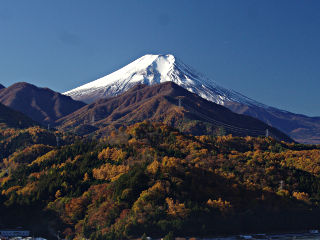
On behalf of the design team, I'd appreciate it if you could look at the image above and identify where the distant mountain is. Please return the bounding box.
[58,82,292,142]
[63,54,320,144]
[224,102,320,144]
[0,102,37,128]
[0,82,86,126]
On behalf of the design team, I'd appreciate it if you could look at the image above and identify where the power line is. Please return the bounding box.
[183,103,268,136]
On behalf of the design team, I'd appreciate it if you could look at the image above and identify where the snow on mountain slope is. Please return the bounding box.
[63,54,267,108]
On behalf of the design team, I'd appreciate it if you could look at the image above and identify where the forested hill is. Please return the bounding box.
[1,121,320,239]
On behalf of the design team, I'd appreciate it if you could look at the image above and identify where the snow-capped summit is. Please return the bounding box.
[64,54,267,107]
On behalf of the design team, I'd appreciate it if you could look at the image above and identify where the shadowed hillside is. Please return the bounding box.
[0,82,86,125]
[0,102,38,129]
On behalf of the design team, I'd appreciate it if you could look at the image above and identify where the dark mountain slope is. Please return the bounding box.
[58,82,292,142]
[0,102,38,128]
[0,82,86,125]
[0,84,5,90]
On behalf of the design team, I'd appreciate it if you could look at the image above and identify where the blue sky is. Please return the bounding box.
[1,0,320,116]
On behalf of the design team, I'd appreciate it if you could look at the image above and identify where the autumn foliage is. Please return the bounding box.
[1,121,320,239]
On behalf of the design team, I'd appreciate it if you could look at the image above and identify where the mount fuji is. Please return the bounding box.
[64,54,320,144]
[64,54,265,107]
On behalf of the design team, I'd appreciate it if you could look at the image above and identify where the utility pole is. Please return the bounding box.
[176,96,184,107]
[48,124,50,130]
[265,129,269,138]
[91,115,95,124]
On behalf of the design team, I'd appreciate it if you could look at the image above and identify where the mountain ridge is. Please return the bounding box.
[0,82,86,126]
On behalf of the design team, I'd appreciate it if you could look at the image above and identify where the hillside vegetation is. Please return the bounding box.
[1,121,320,239]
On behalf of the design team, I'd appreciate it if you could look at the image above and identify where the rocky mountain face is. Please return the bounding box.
[0,82,86,126]
[58,82,292,142]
